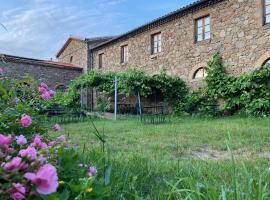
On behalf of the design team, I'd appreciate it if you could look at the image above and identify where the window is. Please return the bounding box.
[264,0,270,24]
[69,56,73,63]
[98,53,104,69]
[151,32,162,54]
[195,16,210,42]
[121,45,129,64]
[262,58,270,67]
[193,67,208,79]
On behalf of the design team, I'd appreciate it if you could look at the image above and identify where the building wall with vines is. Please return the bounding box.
[91,0,270,89]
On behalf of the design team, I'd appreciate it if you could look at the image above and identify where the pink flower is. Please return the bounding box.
[38,86,47,94]
[58,135,65,143]
[7,148,15,154]
[41,91,50,101]
[24,164,58,195]
[3,157,22,172]
[20,115,32,128]
[48,90,55,97]
[48,140,56,146]
[40,142,48,150]
[11,192,24,200]
[33,135,42,147]
[0,134,12,149]
[16,135,27,146]
[54,123,61,132]
[88,167,97,177]
[19,147,37,160]
[9,183,26,199]
[40,82,48,90]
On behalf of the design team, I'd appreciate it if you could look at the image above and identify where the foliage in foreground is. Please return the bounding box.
[0,77,108,200]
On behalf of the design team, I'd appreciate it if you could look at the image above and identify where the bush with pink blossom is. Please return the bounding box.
[0,77,110,199]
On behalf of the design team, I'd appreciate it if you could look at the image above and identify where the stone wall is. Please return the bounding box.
[0,61,82,89]
[58,40,88,72]
[92,0,269,89]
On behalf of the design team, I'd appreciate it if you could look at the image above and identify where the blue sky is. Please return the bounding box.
[0,0,196,60]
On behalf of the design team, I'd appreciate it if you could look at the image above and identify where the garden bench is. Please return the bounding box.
[140,105,170,124]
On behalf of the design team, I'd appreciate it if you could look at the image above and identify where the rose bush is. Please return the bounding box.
[0,77,109,199]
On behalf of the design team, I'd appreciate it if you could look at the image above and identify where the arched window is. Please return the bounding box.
[55,84,67,92]
[69,56,73,63]
[193,67,208,79]
[262,58,270,67]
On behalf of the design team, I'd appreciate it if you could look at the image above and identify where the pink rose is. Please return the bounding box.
[0,134,12,149]
[54,123,61,132]
[19,147,37,160]
[58,135,65,143]
[41,91,50,101]
[33,135,42,147]
[40,142,48,150]
[20,115,32,128]
[11,192,24,200]
[16,135,27,146]
[3,157,22,172]
[24,164,58,195]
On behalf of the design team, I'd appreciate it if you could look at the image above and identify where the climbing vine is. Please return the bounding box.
[205,53,270,116]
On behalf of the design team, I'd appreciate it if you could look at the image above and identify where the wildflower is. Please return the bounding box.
[58,181,65,185]
[85,188,93,193]
[48,90,55,97]
[88,167,97,177]
[3,157,22,172]
[20,115,32,128]
[39,82,48,90]
[24,164,58,195]
[0,134,12,149]
[19,147,37,160]
[41,91,50,101]
[54,123,61,132]
[38,86,47,94]
[58,135,65,143]
[14,97,20,104]
[16,135,27,146]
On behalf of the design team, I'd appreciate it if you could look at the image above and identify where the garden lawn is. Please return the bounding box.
[55,116,270,161]
[51,116,270,199]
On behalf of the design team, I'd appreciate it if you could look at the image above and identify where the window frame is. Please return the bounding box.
[263,0,270,25]
[151,32,162,55]
[120,45,129,64]
[195,15,211,43]
[98,53,104,69]
[193,67,208,80]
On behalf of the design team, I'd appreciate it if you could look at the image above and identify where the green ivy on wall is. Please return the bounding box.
[205,53,270,116]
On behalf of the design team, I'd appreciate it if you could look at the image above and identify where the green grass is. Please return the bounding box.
[51,116,270,199]
[56,116,270,160]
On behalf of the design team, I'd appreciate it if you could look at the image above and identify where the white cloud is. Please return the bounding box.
[0,0,126,59]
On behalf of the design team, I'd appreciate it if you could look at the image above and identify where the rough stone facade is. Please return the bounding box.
[57,37,88,72]
[0,54,82,89]
[91,0,270,89]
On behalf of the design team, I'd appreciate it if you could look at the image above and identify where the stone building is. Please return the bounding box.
[0,54,82,90]
[56,36,115,73]
[87,0,270,89]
